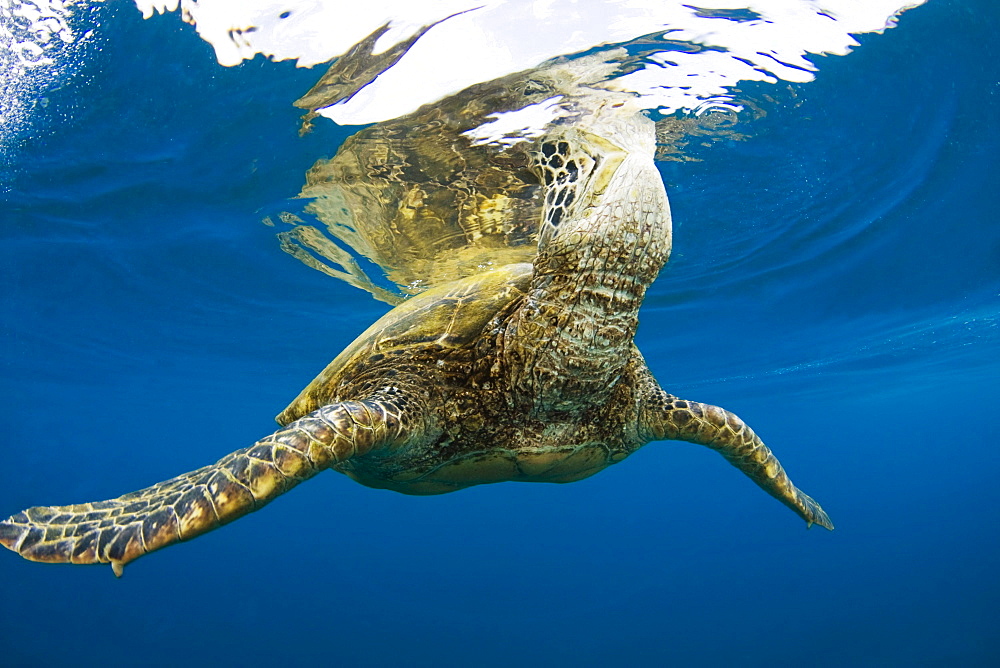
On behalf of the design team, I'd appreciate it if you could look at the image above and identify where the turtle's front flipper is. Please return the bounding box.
[641,392,834,530]
[0,399,406,576]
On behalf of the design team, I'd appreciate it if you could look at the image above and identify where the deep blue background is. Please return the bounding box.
[1,1,997,665]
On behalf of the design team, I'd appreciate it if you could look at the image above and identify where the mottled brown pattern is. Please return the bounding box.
[0,60,832,577]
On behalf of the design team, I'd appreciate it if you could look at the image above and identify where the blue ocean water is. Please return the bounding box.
[1,1,997,666]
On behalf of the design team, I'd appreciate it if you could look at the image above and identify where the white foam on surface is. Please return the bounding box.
[130,0,927,128]
[462,95,570,147]
[1,1,928,157]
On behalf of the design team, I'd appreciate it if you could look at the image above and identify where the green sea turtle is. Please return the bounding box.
[0,58,833,578]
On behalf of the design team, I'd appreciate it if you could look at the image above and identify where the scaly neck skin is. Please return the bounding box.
[503,106,672,414]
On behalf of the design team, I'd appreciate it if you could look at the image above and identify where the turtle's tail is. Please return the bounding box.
[641,391,834,531]
[0,400,399,576]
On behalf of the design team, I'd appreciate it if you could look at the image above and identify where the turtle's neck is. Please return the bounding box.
[503,109,672,414]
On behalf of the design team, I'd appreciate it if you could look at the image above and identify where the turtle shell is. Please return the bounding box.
[276,262,533,425]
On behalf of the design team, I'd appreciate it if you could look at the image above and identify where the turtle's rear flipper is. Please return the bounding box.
[642,393,834,530]
[0,399,405,576]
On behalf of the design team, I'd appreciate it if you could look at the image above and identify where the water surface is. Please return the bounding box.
[1,1,997,665]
